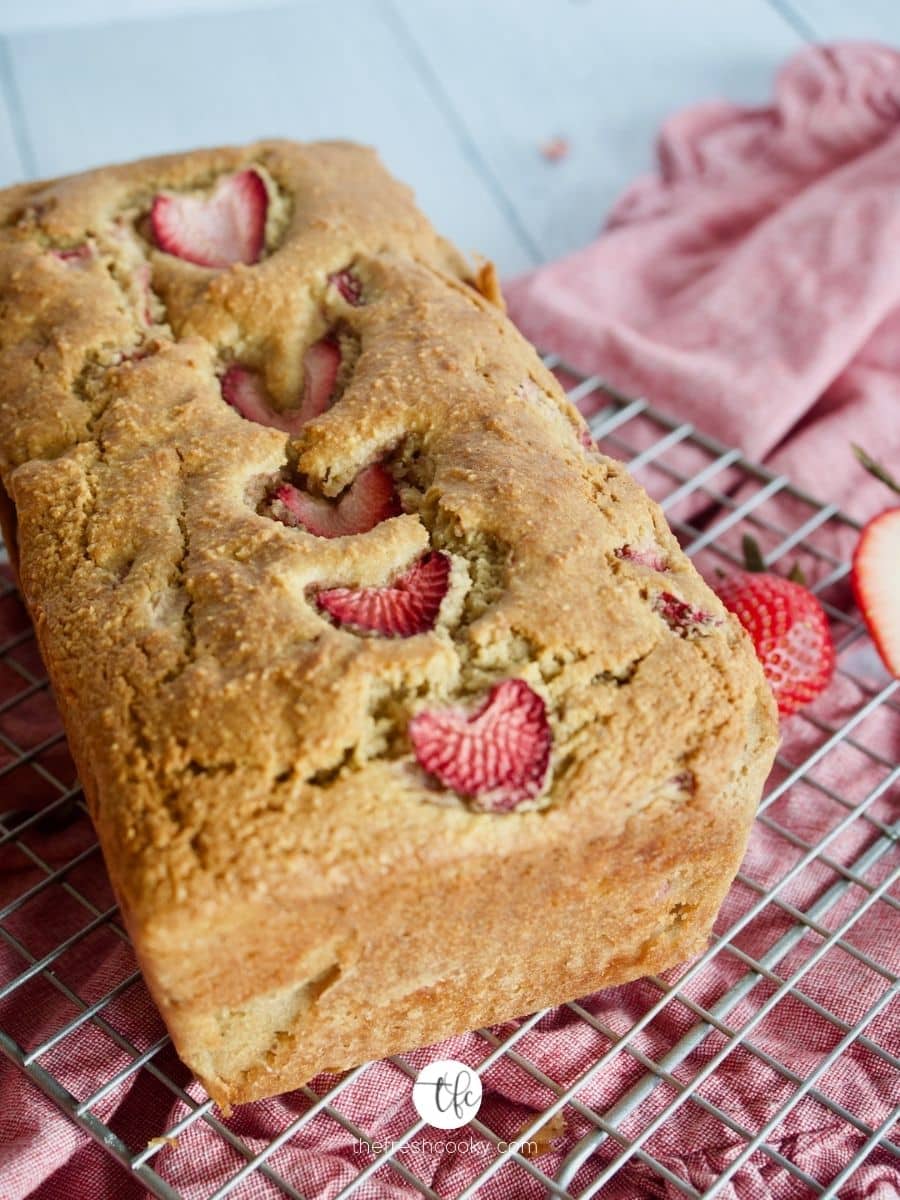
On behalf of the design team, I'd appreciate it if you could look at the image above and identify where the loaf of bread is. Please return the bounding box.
[0,141,778,1108]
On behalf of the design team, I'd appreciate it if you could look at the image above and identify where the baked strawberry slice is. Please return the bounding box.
[715,572,835,715]
[316,551,450,636]
[300,337,341,421]
[51,244,92,264]
[852,507,900,677]
[654,591,719,635]
[221,338,341,434]
[617,544,669,571]
[409,678,551,812]
[135,262,155,325]
[272,464,400,538]
[579,426,598,453]
[329,268,363,306]
[150,168,268,268]
[221,365,284,429]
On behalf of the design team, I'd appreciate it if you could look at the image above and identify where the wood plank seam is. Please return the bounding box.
[762,0,820,41]
[382,0,544,267]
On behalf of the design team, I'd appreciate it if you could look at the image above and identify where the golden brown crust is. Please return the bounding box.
[0,140,778,1106]
[472,258,506,310]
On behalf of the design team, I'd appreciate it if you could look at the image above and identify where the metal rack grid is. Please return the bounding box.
[0,360,897,1200]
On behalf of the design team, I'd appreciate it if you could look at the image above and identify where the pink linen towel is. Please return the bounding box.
[506,42,900,530]
[1,41,898,1200]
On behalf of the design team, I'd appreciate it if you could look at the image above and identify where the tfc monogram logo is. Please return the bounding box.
[412,1059,483,1129]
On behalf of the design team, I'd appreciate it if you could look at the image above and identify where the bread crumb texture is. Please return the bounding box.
[0,142,778,1104]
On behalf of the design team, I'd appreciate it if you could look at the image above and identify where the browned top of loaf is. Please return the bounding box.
[0,140,775,923]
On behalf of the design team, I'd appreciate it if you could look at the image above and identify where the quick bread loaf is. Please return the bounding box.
[0,141,778,1107]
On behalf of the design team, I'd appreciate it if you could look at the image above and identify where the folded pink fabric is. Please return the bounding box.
[2,42,898,1200]
[506,42,900,531]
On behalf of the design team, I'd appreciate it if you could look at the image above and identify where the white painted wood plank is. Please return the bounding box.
[0,102,24,187]
[780,0,900,40]
[0,0,288,35]
[0,47,26,186]
[6,1,536,272]
[394,0,804,268]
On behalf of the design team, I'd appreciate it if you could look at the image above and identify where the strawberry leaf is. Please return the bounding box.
[741,534,767,574]
[853,445,900,496]
[787,562,807,586]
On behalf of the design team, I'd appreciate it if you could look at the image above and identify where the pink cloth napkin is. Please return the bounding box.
[2,41,899,1200]
[507,42,900,533]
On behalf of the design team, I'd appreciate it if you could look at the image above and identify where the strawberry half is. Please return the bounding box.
[221,338,341,434]
[272,464,400,538]
[409,678,551,812]
[316,551,450,637]
[150,168,268,268]
[852,507,900,677]
[715,572,835,715]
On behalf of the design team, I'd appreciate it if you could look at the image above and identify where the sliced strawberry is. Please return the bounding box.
[135,262,155,325]
[409,679,551,812]
[715,572,835,715]
[271,464,400,538]
[670,769,696,794]
[655,591,720,636]
[221,337,341,435]
[852,507,900,677]
[51,244,92,264]
[616,544,669,571]
[316,552,450,637]
[150,168,268,268]
[579,426,598,453]
[222,365,287,430]
[652,770,696,802]
[329,269,363,306]
[300,337,341,421]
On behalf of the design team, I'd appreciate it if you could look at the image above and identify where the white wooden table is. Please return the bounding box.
[0,0,897,277]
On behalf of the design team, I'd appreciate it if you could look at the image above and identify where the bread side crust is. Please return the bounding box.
[162,679,774,1107]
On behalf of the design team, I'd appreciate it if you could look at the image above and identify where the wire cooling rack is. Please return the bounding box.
[0,360,897,1200]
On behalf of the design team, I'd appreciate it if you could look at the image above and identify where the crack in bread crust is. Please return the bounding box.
[0,140,779,1106]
